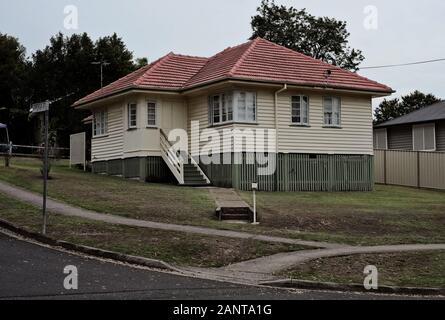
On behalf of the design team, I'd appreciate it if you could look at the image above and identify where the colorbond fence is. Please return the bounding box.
[374,149,445,190]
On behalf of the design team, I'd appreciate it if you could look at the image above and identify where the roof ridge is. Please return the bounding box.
[228,38,260,76]
[258,38,393,91]
[171,52,207,60]
[183,39,256,88]
[134,52,174,86]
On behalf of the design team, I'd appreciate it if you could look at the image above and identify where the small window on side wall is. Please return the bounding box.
[374,128,387,149]
[323,97,341,127]
[93,110,108,137]
[147,101,157,127]
[128,103,137,129]
[291,95,309,125]
[413,123,435,151]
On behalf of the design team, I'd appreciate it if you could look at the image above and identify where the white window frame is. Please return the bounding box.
[323,97,341,127]
[374,128,388,149]
[147,100,157,128]
[209,91,256,125]
[128,103,137,129]
[291,95,309,125]
[412,123,436,151]
[93,110,108,137]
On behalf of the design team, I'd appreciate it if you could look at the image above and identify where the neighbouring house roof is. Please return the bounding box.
[374,101,445,128]
[73,37,393,108]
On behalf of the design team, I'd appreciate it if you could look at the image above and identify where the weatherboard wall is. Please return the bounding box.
[187,86,374,155]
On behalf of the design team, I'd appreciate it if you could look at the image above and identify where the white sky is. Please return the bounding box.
[1,0,444,108]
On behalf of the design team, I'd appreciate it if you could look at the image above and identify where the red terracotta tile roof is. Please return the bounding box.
[73,53,208,106]
[73,38,392,107]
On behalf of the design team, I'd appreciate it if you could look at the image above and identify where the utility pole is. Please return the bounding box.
[91,61,110,88]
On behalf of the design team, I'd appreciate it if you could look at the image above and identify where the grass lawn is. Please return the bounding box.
[0,193,306,268]
[1,157,444,246]
[239,187,445,245]
[280,251,445,289]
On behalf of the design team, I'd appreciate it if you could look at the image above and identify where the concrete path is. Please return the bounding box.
[208,187,251,210]
[2,180,445,285]
[0,181,340,249]
[184,243,445,284]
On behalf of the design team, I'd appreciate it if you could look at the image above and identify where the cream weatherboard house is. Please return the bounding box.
[73,38,393,191]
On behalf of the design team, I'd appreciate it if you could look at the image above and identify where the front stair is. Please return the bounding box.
[218,207,254,222]
[160,129,211,187]
[208,188,255,223]
[183,164,209,186]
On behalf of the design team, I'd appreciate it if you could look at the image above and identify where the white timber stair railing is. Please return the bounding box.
[160,129,184,184]
[160,129,211,186]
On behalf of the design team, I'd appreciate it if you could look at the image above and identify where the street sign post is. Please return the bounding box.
[30,101,50,235]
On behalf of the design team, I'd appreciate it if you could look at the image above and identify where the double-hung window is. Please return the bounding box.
[323,97,341,127]
[235,92,256,122]
[93,110,108,137]
[209,91,256,125]
[147,101,157,127]
[128,103,137,129]
[291,95,309,125]
[413,123,435,151]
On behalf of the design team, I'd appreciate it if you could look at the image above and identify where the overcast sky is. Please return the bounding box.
[1,0,444,108]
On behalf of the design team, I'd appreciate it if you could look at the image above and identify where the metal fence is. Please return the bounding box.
[374,149,445,190]
[0,143,69,159]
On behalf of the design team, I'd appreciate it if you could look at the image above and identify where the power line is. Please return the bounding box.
[360,58,445,70]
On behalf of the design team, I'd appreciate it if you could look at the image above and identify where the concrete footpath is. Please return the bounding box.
[0,181,340,249]
[1,180,445,285]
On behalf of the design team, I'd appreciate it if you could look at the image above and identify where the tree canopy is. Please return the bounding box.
[374,91,442,124]
[0,33,32,143]
[2,32,139,146]
[250,0,364,71]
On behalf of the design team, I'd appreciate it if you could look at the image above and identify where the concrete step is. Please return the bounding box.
[218,207,254,222]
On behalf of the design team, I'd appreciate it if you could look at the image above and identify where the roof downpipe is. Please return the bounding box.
[274,84,287,154]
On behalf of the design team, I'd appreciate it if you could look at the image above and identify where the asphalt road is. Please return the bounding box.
[0,232,431,300]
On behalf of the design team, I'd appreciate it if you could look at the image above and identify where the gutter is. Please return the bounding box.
[74,78,393,109]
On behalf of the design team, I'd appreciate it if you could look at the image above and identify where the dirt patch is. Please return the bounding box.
[282,251,445,288]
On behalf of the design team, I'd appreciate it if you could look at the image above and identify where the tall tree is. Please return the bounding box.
[374,91,442,124]
[250,0,364,71]
[0,33,32,144]
[30,32,136,147]
[94,33,135,88]
[135,57,148,69]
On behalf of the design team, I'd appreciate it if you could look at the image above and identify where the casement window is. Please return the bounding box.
[374,128,388,149]
[209,91,256,125]
[323,97,341,127]
[128,103,137,129]
[147,101,157,127]
[93,110,108,137]
[291,95,309,125]
[413,123,435,151]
